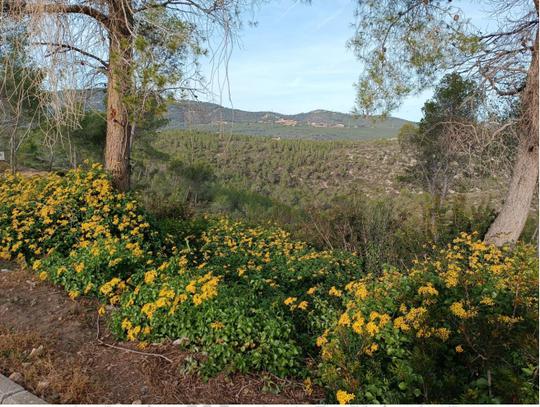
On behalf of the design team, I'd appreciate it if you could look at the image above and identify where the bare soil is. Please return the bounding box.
[0,263,322,404]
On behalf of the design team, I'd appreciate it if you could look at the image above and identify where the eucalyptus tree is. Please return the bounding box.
[350,0,538,246]
[1,0,248,190]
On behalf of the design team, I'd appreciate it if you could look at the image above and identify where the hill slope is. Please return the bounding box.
[77,88,412,140]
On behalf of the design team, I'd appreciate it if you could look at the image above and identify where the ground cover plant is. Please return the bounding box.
[0,165,537,403]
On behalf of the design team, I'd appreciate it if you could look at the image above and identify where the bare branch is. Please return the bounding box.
[33,42,109,68]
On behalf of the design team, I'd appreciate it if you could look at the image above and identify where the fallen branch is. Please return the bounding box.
[95,314,173,364]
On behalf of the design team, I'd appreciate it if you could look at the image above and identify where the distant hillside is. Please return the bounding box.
[73,88,413,140]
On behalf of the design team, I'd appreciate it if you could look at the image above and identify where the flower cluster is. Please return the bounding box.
[3,168,537,403]
[319,232,539,404]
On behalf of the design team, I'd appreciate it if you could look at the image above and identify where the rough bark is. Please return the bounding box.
[484,33,539,246]
[103,0,133,191]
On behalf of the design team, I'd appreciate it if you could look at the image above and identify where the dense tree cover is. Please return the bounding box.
[350,0,538,245]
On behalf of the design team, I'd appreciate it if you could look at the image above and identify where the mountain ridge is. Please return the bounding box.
[73,88,413,140]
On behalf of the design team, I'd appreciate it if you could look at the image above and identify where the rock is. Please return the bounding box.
[9,371,23,383]
[0,268,11,273]
[172,337,189,346]
[28,345,44,359]
[132,400,142,404]
[36,380,49,393]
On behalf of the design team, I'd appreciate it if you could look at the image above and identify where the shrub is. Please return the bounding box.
[109,217,363,376]
[0,164,157,264]
[318,233,539,404]
[1,167,537,403]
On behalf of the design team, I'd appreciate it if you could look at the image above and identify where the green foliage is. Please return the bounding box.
[349,1,535,116]
[399,73,482,198]
[319,234,539,403]
[0,163,158,263]
[1,167,537,403]
[0,24,44,166]
[110,217,363,376]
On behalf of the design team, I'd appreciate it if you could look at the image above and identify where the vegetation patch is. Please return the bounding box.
[0,166,537,403]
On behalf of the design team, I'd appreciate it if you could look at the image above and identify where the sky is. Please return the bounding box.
[199,0,493,121]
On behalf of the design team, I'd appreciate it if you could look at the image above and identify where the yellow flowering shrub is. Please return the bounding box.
[319,233,538,403]
[0,164,156,264]
[3,168,536,402]
[110,217,363,376]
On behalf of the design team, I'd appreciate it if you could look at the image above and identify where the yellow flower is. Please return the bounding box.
[68,290,79,300]
[365,321,379,336]
[74,262,85,273]
[155,297,169,308]
[297,301,309,310]
[352,319,364,334]
[316,333,328,347]
[450,301,477,319]
[307,286,317,295]
[38,271,48,281]
[480,296,495,306]
[365,342,379,356]
[303,378,313,396]
[394,316,410,331]
[455,345,464,353]
[338,312,351,326]
[329,286,342,297]
[121,318,133,330]
[144,270,157,285]
[98,305,106,316]
[336,390,355,405]
[185,280,197,294]
[284,297,297,306]
[141,303,157,319]
[210,321,224,330]
[127,325,141,341]
[418,283,439,296]
[435,327,451,341]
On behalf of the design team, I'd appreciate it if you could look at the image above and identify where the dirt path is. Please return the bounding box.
[0,264,320,404]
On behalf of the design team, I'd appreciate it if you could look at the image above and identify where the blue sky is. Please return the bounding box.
[200,0,491,121]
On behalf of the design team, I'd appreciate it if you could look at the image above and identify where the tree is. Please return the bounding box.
[2,0,246,190]
[400,73,482,202]
[0,24,43,172]
[350,0,538,246]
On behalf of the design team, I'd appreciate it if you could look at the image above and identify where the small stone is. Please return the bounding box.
[0,268,11,273]
[22,362,32,368]
[9,371,23,383]
[172,337,189,346]
[132,400,142,404]
[29,345,44,359]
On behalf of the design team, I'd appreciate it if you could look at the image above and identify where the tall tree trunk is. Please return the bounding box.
[104,0,133,191]
[484,33,539,246]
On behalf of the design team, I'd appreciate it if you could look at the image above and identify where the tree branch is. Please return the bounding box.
[3,1,110,28]
[33,42,109,68]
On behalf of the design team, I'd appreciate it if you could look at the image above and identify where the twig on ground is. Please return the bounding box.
[95,315,173,364]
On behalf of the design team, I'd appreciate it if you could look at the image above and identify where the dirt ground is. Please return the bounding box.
[0,263,323,404]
